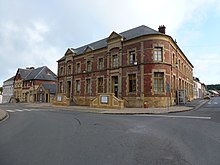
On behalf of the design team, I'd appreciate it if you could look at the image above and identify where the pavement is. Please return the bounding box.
[0,99,209,122]
[0,108,8,122]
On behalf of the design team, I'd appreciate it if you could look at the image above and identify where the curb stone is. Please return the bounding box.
[0,109,9,123]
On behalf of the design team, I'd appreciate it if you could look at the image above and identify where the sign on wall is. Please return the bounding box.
[100,95,109,104]
[57,96,62,102]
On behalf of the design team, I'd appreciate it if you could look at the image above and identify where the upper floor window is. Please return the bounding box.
[76,63,81,74]
[60,67,64,76]
[128,74,136,93]
[153,72,164,94]
[153,47,163,62]
[86,79,91,94]
[129,50,136,65]
[87,61,92,72]
[98,58,104,70]
[67,65,72,75]
[112,55,118,68]
[172,53,175,66]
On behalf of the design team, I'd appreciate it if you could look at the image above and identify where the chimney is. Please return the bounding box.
[26,67,35,70]
[158,25,166,34]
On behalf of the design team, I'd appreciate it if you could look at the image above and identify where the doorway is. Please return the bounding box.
[112,76,118,97]
[67,81,71,98]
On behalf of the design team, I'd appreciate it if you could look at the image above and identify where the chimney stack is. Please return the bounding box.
[158,25,166,34]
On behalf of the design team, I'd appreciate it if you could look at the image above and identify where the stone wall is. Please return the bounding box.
[90,93,124,109]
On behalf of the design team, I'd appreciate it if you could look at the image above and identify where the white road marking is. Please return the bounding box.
[135,114,211,120]
[6,110,16,113]
[214,102,218,105]
[15,109,24,112]
[5,109,42,113]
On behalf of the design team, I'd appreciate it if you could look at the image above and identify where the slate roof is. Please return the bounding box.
[4,76,15,83]
[25,66,57,81]
[42,83,57,94]
[15,66,57,81]
[58,25,162,61]
[18,68,33,79]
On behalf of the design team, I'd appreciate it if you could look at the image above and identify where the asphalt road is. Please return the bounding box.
[0,98,220,165]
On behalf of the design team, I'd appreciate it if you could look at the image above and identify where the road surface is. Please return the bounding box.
[0,98,220,165]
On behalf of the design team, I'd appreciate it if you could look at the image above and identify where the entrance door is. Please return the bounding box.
[67,81,71,98]
[112,76,118,97]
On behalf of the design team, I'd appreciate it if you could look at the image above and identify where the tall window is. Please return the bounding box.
[86,79,91,94]
[153,47,163,62]
[128,74,136,92]
[76,63,81,73]
[76,80,80,93]
[87,61,92,72]
[67,65,71,75]
[60,67,64,76]
[129,50,136,65]
[112,55,118,68]
[98,77,104,93]
[59,82,63,93]
[154,72,164,94]
[172,53,175,66]
[98,58,104,70]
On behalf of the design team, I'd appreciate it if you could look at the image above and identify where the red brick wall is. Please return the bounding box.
[57,35,194,106]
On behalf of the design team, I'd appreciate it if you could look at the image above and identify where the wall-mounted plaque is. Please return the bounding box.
[101,95,109,104]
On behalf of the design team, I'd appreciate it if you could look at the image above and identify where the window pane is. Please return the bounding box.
[129,51,136,64]
[128,74,136,92]
[154,47,162,62]
[113,55,118,68]
[98,78,104,93]
[154,72,164,93]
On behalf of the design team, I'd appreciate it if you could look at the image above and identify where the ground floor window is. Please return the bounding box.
[59,82,63,93]
[86,79,91,94]
[128,74,136,93]
[154,72,164,94]
[76,80,80,94]
[98,77,104,93]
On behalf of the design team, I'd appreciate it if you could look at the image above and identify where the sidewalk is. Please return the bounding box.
[0,109,8,122]
[0,99,208,122]
[100,106,193,115]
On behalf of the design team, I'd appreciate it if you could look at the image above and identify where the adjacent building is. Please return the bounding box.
[0,92,2,104]
[14,66,57,103]
[193,77,208,99]
[36,83,57,103]
[2,76,15,103]
[56,25,194,107]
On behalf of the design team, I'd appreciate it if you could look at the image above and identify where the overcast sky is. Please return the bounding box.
[1,0,220,86]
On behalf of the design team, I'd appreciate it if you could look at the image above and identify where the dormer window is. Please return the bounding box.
[112,55,118,68]
[76,63,81,73]
[67,65,72,75]
[98,58,104,70]
[87,61,92,72]
[60,67,64,76]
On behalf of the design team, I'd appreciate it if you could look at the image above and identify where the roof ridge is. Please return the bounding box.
[34,66,46,79]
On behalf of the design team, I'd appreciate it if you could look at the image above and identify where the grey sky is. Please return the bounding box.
[1,0,220,86]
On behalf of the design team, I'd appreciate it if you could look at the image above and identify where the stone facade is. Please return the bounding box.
[57,25,194,108]
[14,66,57,103]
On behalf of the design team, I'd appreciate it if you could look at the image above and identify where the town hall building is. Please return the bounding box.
[55,25,194,108]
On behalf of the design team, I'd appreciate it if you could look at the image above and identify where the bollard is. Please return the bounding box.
[144,101,148,108]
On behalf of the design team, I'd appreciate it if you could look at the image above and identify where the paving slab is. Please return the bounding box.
[100,106,193,115]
